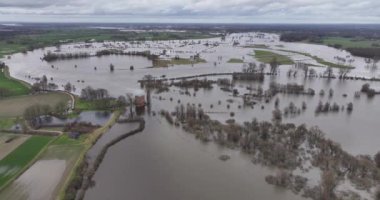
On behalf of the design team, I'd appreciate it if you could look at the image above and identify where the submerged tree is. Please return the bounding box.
[320,170,338,200]
[64,82,72,92]
[110,63,115,72]
[270,57,279,74]
[375,152,380,168]
[324,67,334,78]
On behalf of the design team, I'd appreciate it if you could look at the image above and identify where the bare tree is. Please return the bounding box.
[126,93,134,118]
[270,57,279,74]
[324,67,334,78]
[320,170,338,200]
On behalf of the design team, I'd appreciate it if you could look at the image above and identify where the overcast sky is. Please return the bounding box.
[0,0,379,23]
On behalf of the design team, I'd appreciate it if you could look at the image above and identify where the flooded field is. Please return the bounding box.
[0,139,85,200]
[40,111,111,126]
[0,159,66,200]
[0,134,30,160]
[2,32,380,199]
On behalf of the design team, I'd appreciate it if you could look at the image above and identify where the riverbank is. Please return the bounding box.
[59,110,122,200]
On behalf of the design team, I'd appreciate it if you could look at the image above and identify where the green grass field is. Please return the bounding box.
[51,134,86,146]
[322,37,380,49]
[227,58,244,63]
[277,49,354,69]
[75,98,110,111]
[0,135,53,188]
[0,68,30,97]
[0,118,16,129]
[253,50,294,65]
[0,92,70,118]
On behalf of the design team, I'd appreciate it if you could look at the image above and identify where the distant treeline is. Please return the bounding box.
[43,52,90,61]
[43,49,159,62]
[280,32,380,58]
[346,47,380,58]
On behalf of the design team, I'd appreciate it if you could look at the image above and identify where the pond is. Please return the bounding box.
[40,111,111,126]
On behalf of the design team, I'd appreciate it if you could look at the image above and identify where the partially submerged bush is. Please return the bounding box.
[375,152,380,168]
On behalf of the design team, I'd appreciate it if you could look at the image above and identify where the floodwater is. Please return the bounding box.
[86,121,140,165]
[40,111,111,126]
[0,160,66,200]
[2,32,380,199]
[84,116,304,200]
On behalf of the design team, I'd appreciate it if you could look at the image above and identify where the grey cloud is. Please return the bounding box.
[0,0,379,23]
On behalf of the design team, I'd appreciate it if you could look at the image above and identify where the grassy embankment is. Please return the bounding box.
[227,58,244,63]
[57,110,122,200]
[0,135,53,189]
[253,50,294,65]
[0,67,30,97]
[277,49,355,69]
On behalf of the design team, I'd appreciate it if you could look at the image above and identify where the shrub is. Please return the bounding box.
[375,152,380,168]
[376,187,380,200]
[230,112,235,117]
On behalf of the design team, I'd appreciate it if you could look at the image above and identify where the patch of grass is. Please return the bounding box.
[153,57,206,67]
[0,118,16,129]
[75,98,105,111]
[0,92,71,118]
[253,50,294,65]
[322,37,380,49]
[227,58,244,63]
[51,134,86,146]
[277,49,354,69]
[0,68,30,97]
[0,135,53,188]
[244,44,269,49]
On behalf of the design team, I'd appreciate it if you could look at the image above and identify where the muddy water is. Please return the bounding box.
[86,121,140,165]
[152,74,380,155]
[40,111,111,126]
[0,160,66,200]
[84,116,304,200]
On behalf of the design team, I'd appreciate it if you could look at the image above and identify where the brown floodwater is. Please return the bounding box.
[84,116,305,200]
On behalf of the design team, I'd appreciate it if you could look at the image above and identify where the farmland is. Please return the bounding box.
[0,68,30,97]
[0,92,70,118]
[253,50,294,65]
[0,135,53,189]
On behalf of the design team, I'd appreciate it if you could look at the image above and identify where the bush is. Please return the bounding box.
[375,152,380,168]
[376,187,380,200]
[361,83,370,93]
[230,112,235,117]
